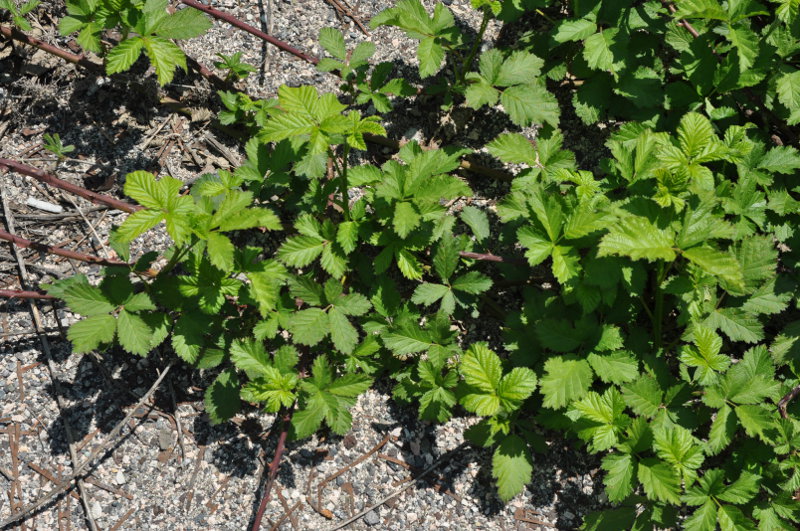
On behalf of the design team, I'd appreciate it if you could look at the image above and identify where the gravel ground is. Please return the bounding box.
[1,1,609,529]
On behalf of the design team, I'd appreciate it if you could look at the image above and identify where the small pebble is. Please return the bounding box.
[363,510,380,526]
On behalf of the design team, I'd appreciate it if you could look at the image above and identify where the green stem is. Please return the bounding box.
[340,143,351,221]
[458,9,492,85]
[653,261,673,349]
[158,242,195,277]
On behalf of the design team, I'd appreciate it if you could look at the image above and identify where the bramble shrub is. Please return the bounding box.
[6,0,796,527]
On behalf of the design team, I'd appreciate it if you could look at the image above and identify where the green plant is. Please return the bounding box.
[0,0,39,30]
[213,51,255,82]
[42,133,75,160]
[32,0,800,527]
[59,0,211,84]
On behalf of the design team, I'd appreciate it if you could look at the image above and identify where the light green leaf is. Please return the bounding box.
[777,71,800,124]
[637,458,681,504]
[554,18,597,42]
[682,246,744,292]
[497,367,537,408]
[116,309,152,356]
[329,307,358,354]
[153,7,212,39]
[622,376,662,418]
[492,435,532,501]
[230,338,271,378]
[588,351,639,385]
[583,29,618,71]
[141,35,186,85]
[106,37,144,75]
[460,206,490,242]
[319,27,347,60]
[451,271,492,294]
[61,276,115,316]
[500,83,560,128]
[707,404,736,455]
[461,343,502,393]
[288,308,329,346]
[418,37,444,78]
[599,217,676,262]
[486,133,537,166]
[495,51,543,86]
[206,233,235,272]
[277,235,325,267]
[393,201,421,238]
[540,357,593,409]
[411,282,449,306]
[717,505,757,531]
[602,453,636,502]
[67,314,117,354]
[705,307,764,343]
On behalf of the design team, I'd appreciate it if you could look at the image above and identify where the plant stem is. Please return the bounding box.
[0,157,140,213]
[340,143,351,221]
[653,262,668,349]
[458,9,491,85]
[251,408,293,531]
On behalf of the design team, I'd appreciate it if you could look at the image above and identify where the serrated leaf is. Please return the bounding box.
[336,221,359,254]
[319,27,346,60]
[554,18,597,42]
[517,225,553,266]
[682,246,744,292]
[116,208,165,242]
[602,453,636,502]
[288,308,329,346]
[171,312,205,363]
[206,233,235,272]
[277,235,325,267]
[599,217,676,262]
[540,357,593,409]
[777,71,800,124]
[684,501,718,531]
[460,206,490,242]
[61,276,115,316]
[67,314,117,354]
[141,35,186,85]
[705,307,763,343]
[465,75,500,108]
[497,367,537,408]
[588,351,639,384]
[382,326,434,355]
[451,271,492,294]
[205,369,241,424]
[106,37,144,76]
[735,404,774,441]
[116,309,152,356]
[418,36,444,78]
[637,458,681,504]
[396,248,423,280]
[492,435,532,501]
[718,471,760,504]
[583,29,618,71]
[411,282,449,306]
[707,404,736,455]
[328,307,359,354]
[622,376,662,418]
[717,505,757,531]
[486,133,537,166]
[393,201,421,238]
[495,51,543,86]
[500,83,560,128]
[153,7,211,39]
[461,343,501,393]
[230,338,271,378]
